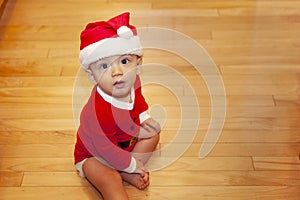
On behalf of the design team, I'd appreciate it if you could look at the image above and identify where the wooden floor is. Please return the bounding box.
[1,0,300,199]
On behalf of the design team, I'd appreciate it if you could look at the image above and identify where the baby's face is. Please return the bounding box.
[89,55,142,102]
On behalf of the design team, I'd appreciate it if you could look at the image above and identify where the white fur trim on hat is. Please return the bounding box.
[117,26,134,39]
[79,35,143,70]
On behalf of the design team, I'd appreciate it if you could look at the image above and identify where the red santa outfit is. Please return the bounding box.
[74,12,148,175]
[74,76,151,173]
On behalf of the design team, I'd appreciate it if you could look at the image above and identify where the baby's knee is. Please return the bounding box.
[83,157,122,184]
[97,168,123,186]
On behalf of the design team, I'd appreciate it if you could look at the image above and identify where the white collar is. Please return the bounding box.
[96,86,135,110]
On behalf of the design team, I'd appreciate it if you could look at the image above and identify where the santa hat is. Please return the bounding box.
[79,12,143,72]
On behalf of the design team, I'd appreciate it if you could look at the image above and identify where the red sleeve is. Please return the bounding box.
[77,87,132,171]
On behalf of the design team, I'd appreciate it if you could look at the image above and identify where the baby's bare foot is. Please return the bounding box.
[120,172,149,190]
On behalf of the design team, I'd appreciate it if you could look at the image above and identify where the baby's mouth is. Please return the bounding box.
[113,80,126,88]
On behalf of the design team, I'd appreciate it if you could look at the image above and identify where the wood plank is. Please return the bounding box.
[1,26,81,41]
[220,64,300,74]
[22,172,89,187]
[0,58,78,76]
[185,84,300,96]
[0,131,75,144]
[253,157,300,171]
[0,49,48,58]
[219,107,300,118]
[174,20,300,32]
[213,55,300,66]
[0,77,75,87]
[274,95,300,107]
[205,143,300,157]
[146,106,300,119]
[0,187,102,200]
[152,1,258,9]
[160,117,300,130]
[162,156,254,171]
[0,96,71,105]
[160,129,300,143]
[16,170,300,187]
[0,104,73,119]
[0,0,7,19]
[0,87,74,97]
[151,170,300,186]
[161,143,300,157]
[215,130,300,143]
[0,118,75,131]
[0,157,74,172]
[144,73,300,86]
[148,95,275,107]
[204,45,300,57]
[130,186,300,200]
[219,7,300,17]
[0,171,23,186]
[0,40,78,49]
[0,144,74,157]
[212,30,300,40]
[0,186,299,200]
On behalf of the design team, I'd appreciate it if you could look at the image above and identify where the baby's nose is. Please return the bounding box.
[111,64,123,77]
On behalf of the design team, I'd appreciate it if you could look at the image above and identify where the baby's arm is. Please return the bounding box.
[140,118,161,138]
[130,118,160,173]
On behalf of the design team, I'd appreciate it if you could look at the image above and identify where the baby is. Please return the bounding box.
[74,12,160,200]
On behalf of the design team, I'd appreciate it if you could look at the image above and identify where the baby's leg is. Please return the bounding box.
[133,133,160,164]
[121,133,160,190]
[83,157,129,200]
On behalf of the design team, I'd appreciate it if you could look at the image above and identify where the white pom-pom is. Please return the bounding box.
[117,26,133,39]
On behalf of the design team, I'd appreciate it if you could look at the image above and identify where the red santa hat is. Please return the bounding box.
[79,12,143,71]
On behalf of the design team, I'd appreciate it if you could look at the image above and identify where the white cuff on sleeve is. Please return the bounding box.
[139,111,151,124]
[123,157,136,173]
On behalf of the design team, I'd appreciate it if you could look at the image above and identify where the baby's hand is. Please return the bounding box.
[140,118,161,139]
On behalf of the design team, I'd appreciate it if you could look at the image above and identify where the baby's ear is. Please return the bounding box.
[137,56,143,65]
[136,56,143,75]
[84,68,93,78]
[84,68,92,75]
[84,68,97,85]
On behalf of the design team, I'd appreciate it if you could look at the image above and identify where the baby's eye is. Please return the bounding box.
[100,63,109,69]
[121,58,129,65]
